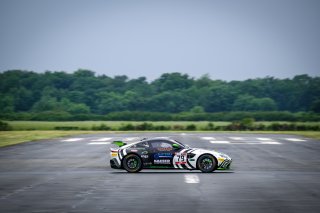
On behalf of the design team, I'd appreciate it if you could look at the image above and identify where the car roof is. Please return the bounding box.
[142,137,185,146]
[142,137,174,142]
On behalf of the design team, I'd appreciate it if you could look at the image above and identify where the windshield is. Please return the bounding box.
[173,139,188,148]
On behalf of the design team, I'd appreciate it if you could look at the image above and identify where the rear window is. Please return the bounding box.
[130,141,149,148]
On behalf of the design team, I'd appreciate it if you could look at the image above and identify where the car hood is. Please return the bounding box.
[191,148,232,160]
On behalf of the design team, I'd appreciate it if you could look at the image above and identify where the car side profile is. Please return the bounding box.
[109,137,232,173]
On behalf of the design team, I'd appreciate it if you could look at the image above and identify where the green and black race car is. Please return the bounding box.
[110,137,232,173]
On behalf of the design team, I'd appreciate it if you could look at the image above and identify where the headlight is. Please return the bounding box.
[219,153,230,159]
[187,153,196,158]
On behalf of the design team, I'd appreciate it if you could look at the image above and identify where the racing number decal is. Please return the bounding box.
[177,154,185,162]
[175,153,187,165]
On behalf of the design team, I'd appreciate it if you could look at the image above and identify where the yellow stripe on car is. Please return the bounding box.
[218,157,225,162]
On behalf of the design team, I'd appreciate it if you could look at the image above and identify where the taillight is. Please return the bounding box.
[111,150,118,157]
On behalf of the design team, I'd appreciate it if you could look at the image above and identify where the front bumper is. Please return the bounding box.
[110,159,121,169]
[218,158,232,170]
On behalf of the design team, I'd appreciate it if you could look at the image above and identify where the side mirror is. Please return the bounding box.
[112,141,127,147]
[172,143,180,149]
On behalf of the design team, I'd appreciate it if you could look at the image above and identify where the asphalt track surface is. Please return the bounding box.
[0,133,319,213]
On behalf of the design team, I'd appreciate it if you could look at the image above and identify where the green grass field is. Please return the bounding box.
[6,121,320,131]
[7,121,230,130]
[0,131,95,147]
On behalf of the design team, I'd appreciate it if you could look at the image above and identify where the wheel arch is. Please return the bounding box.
[196,153,218,170]
[121,152,142,167]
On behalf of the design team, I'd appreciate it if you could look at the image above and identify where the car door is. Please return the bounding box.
[148,140,177,168]
[128,141,152,167]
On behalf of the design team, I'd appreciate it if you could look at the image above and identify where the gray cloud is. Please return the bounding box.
[0,0,319,80]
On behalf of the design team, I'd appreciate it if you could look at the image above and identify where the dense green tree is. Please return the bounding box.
[61,99,91,114]
[195,74,212,88]
[0,94,14,113]
[96,92,126,114]
[74,69,95,78]
[152,73,193,92]
[311,99,320,113]
[202,85,236,112]
[147,91,193,113]
[0,70,319,117]
[232,95,277,111]
[32,96,60,112]
[11,87,34,111]
[190,106,205,113]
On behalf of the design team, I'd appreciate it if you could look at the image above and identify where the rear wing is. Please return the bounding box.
[112,141,127,147]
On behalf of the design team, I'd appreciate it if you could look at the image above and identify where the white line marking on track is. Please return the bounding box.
[208,141,282,145]
[285,138,306,142]
[257,138,272,141]
[261,141,281,145]
[184,174,199,183]
[201,137,215,140]
[90,138,112,142]
[232,142,282,145]
[229,137,244,140]
[210,141,230,144]
[61,138,84,142]
[88,142,111,145]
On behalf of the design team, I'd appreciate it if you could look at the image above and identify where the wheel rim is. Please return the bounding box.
[200,158,213,170]
[127,157,138,169]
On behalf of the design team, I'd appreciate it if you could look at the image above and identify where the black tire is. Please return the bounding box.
[197,154,217,173]
[122,154,142,173]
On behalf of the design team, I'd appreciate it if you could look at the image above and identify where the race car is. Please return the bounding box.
[109,137,232,173]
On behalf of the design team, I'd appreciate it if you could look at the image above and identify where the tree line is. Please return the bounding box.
[0,69,319,121]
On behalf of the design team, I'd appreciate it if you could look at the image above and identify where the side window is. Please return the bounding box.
[160,142,172,148]
[149,140,173,151]
[131,141,149,148]
[137,141,149,148]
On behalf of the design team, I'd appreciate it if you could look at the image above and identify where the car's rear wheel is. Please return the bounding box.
[197,154,216,173]
[123,154,142,173]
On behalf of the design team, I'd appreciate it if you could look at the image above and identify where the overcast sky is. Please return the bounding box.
[0,0,319,81]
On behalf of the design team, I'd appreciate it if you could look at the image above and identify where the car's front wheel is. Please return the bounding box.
[197,154,216,173]
[123,154,142,173]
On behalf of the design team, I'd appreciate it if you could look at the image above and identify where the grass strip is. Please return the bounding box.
[0,131,96,147]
